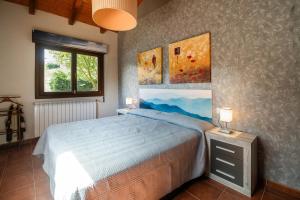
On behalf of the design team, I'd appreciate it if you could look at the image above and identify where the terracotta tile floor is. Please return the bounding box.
[0,143,291,200]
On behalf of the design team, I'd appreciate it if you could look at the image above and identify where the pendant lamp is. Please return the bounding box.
[92,0,137,31]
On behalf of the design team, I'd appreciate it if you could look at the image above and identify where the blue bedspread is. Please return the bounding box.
[33,109,213,200]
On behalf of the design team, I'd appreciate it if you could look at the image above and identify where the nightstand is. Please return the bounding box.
[205,127,257,197]
[117,108,131,115]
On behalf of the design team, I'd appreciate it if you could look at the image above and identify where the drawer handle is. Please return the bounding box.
[216,169,235,179]
[216,145,235,154]
[216,157,235,167]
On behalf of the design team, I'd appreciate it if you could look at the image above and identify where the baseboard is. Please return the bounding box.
[265,179,300,200]
[0,137,39,150]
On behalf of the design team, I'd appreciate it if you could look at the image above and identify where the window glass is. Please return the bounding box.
[76,54,98,92]
[44,49,72,92]
[35,45,103,99]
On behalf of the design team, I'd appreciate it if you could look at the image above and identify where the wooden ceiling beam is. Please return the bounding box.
[29,0,36,15]
[69,0,83,25]
[99,27,120,34]
[137,0,143,6]
[99,27,107,34]
[8,0,142,32]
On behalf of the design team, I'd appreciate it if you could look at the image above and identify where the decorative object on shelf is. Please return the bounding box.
[218,107,233,134]
[169,32,211,83]
[137,47,163,85]
[5,105,14,142]
[92,0,137,31]
[19,106,26,141]
[0,96,25,146]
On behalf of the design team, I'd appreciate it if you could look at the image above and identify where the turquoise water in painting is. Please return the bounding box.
[140,98,212,123]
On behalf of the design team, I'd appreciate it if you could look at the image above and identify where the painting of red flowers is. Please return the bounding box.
[169,33,211,83]
[137,47,162,85]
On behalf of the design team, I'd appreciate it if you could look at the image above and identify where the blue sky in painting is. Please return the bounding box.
[139,89,212,120]
[143,98,212,118]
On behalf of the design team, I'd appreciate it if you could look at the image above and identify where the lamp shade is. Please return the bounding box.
[92,0,137,31]
[126,97,133,105]
[219,107,233,123]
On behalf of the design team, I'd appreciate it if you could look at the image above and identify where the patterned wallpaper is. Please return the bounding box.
[118,0,300,189]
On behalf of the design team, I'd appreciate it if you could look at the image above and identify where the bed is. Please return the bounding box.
[33,89,213,200]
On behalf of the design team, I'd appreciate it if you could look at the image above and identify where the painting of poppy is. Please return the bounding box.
[137,47,162,85]
[169,33,211,83]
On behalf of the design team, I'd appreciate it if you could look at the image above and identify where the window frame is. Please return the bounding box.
[35,44,104,99]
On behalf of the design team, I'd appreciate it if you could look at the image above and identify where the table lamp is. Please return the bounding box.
[219,107,233,134]
[126,97,135,109]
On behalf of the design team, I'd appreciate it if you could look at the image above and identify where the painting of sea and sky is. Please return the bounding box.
[139,89,212,122]
[169,32,211,83]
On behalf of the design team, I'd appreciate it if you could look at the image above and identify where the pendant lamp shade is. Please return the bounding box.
[92,0,137,31]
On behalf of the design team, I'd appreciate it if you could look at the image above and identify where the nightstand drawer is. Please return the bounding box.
[211,139,243,160]
[206,128,257,197]
[211,154,243,187]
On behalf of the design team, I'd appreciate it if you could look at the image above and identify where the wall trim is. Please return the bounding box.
[265,180,300,200]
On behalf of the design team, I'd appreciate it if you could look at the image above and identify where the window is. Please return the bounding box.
[35,44,104,98]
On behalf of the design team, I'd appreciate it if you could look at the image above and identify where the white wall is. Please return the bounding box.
[0,1,118,142]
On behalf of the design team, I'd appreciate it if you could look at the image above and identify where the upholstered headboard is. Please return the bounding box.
[139,89,212,122]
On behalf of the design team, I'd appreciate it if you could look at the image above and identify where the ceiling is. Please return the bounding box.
[5,0,170,32]
[5,0,144,32]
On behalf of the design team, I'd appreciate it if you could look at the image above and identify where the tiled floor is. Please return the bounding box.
[173,178,267,200]
[0,142,51,200]
[0,143,291,200]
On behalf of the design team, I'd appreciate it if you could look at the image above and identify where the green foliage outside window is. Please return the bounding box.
[46,50,98,92]
[49,71,71,92]
[47,63,60,69]
[77,54,98,91]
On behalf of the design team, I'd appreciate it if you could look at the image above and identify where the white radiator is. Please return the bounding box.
[34,99,97,137]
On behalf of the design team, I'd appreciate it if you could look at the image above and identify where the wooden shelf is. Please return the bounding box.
[0,96,23,146]
[0,95,20,98]
[0,113,21,117]
[0,109,20,112]
[0,130,18,133]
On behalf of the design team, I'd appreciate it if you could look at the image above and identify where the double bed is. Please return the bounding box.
[33,89,214,200]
